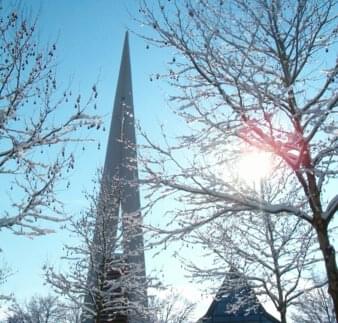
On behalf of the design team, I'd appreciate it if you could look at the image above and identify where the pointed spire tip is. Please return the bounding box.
[124,31,129,43]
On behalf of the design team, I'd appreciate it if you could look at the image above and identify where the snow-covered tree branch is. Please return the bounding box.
[148,288,196,323]
[178,205,323,323]
[6,294,80,323]
[45,175,151,322]
[136,0,338,318]
[0,5,101,237]
[291,285,336,323]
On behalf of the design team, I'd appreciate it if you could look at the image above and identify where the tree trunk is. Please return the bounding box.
[280,307,287,323]
[314,216,338,322]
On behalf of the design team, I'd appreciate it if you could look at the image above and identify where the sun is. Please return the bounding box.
[237,151,272,186]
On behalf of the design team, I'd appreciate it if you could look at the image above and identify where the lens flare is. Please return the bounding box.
[237,151,272,185]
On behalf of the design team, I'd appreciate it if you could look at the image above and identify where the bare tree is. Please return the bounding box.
[0,260,12,303]
[62,305,82,323]
[175,177,326,323]
[137,0,338,318]
[291,286,336,323]
[149,288,196,323]
[45,176,150,322]
[180,206,322,323]
[7,294,68,323]
[0,5,100,236]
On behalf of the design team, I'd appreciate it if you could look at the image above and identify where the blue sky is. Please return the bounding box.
[3,1,335,321]
[1,0,211,319]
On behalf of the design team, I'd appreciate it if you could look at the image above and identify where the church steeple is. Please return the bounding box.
[103,31,134,183]
[83,32,148,323]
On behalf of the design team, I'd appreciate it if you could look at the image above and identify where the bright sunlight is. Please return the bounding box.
[237,151,272,185]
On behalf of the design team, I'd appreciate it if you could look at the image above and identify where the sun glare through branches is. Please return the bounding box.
[237,151,272,186]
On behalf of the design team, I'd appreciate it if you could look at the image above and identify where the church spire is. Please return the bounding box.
[103,31,133,182]
[106,30,147,323]
[83,32,148,323]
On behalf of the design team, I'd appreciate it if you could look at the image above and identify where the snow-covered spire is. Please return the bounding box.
[83,32,148,323]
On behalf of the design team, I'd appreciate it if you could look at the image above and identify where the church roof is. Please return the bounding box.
[199,270,280,323]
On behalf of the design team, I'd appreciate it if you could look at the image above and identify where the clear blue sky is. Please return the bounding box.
[1,0,211,319]
[5,1,334,321]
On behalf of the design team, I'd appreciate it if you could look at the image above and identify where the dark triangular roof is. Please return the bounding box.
[199,269,280,323]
